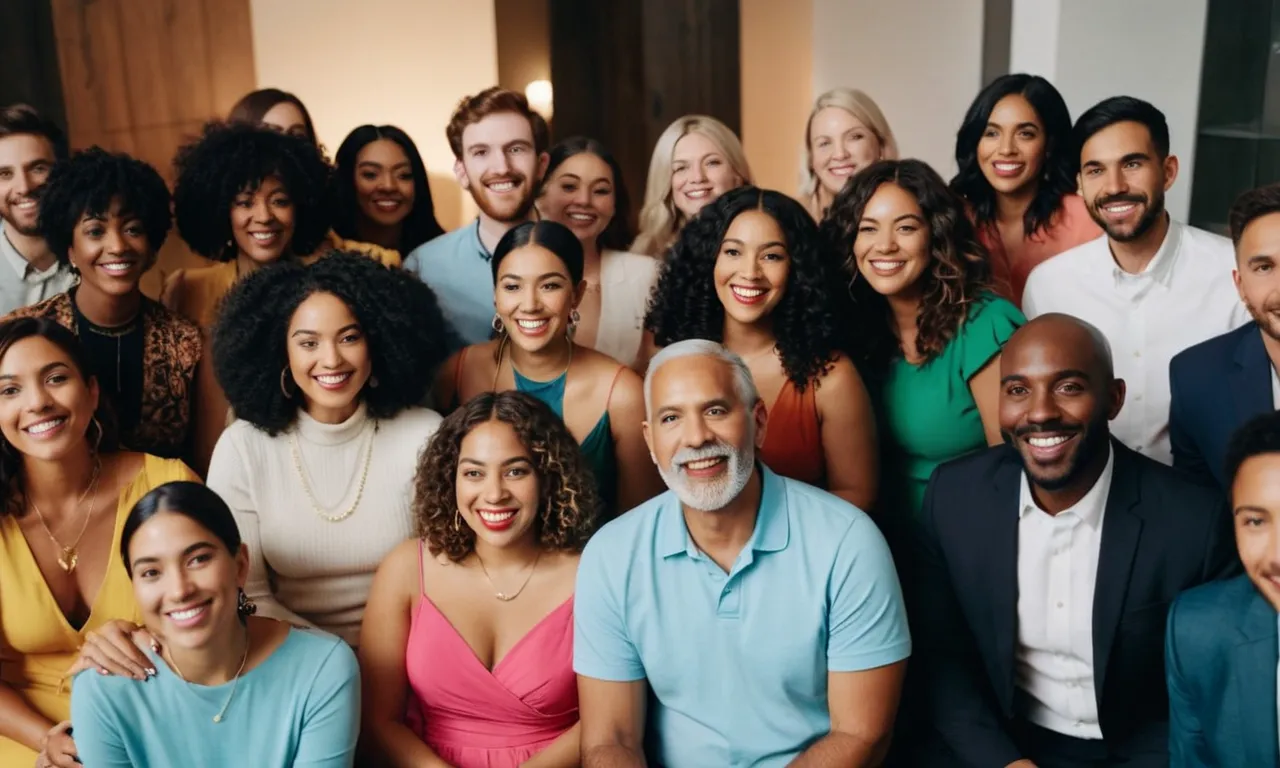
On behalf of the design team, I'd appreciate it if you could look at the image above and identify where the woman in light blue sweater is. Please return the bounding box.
[69,481,359,767]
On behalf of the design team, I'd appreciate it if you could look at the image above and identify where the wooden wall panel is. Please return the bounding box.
[49,0,257,297]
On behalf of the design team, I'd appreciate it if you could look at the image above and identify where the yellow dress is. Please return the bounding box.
[161,233,400,330]
[0,455,198,764]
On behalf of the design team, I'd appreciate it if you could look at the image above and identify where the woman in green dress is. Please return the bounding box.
[433,221,663,518]
[827,159,1024,543]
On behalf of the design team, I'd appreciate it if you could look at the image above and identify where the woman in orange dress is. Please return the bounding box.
[0,318,196,768]
[644,187,877,509]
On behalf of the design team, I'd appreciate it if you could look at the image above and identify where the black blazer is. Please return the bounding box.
[1170,321,1272,490]
[911,441,1239,767]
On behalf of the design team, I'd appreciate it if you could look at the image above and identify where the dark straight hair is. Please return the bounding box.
[0,103,69,161]
[951,74,1078,237]
[331,125,445,254]
[227,88,317,145]
[121,482,241,575]
[1072,95,1170,160]
[491,220,585,285]
[0,317,119,515]
[541,136,634,251]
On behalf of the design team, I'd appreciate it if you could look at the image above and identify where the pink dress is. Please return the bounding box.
[405,545,578,768]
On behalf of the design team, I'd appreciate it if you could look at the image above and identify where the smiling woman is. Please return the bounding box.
[6,147,203,461]
[206,252,454,647]
[0,318,198,768]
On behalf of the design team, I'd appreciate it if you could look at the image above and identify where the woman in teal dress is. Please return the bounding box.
[434,221,662,517]
[826,159,1024,542]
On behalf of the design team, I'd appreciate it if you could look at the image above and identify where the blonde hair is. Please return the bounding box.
[631,115,753,257]
[801,88,898,218]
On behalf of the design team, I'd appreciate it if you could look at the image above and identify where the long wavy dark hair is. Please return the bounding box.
[645,186,855,390]
[541,136,634,251]
[0,318,119,515]
[330,125,444,254]
[950,74,1078,237]
[413,391,600,562]
[825,160,992,371]
[228,88,317,145]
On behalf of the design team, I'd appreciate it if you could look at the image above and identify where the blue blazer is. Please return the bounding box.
[1170,322,1273,489]
[1166,574,1279,768]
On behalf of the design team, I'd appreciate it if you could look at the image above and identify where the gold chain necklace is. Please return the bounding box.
[167,624,251,724]
[27,459,102,572]
[475,550,542,601]
[288,420,376,523]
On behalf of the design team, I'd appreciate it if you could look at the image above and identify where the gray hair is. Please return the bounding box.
[643,339,760,417]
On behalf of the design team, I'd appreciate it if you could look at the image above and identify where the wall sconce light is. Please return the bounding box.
[525,79,554,120]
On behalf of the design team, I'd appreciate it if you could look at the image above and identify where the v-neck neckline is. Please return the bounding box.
[417,594,573,674]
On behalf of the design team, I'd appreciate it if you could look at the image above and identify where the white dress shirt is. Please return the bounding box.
[1015,446,1114,740]
[1023,220,1250,465]
[0,221,75,315]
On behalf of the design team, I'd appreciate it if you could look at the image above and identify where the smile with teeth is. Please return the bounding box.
[828,165,856,176]
[478,509,517,523]
[869,259,906,271]
[373,199,401,210]
[14,199,36,211]
[1102,202,1138,215]
[249,231,280,243]
[1027,435,1072,448]
[167,602,210,621]
[23,417,66,435]
[683,456,725,471]
[567,212,597,222]
[684,189,711,199]
[99,261,135,274]
[516,318,549,331]
[486,180,517,192]
[314,372,353,386]
[993,162,1024,171]
[731,285,767,300]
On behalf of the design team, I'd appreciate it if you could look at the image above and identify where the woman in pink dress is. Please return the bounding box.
[359,390,601,767]
[950,74,1102,308]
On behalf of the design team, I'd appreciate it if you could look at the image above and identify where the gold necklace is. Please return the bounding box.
[288,420,376,523]
[27,459,102,572]
[475,550,542,601]
[167,625,251,724]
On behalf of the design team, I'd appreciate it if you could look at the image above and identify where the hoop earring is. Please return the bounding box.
[89,416,103,453]
[236,588,257,619]
[453,509,461,531]
[280,367,295,398]
[491,313,506,334]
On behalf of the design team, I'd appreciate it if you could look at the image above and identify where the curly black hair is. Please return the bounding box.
[413,390,600,561]
[37,147,172,266]
[951,74,1079,237]
[825,159,992,372]
[643,186,853,390]
[330,125,444,254]
[172,121,331,262]
[212,251,457,434]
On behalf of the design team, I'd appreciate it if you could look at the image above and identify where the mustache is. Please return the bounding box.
[1094,193,1146,208]
[1012,421,1082,438]
[671,442,733,469]
[480,173,527,186]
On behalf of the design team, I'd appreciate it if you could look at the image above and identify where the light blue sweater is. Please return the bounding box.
[70,626,359,767]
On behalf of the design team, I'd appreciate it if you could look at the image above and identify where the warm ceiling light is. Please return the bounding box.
[526,79,554,120]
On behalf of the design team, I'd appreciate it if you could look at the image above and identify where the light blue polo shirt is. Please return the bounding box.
[403,219,494,347]
[574,466,911,767]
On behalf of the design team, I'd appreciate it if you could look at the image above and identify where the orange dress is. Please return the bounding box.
[978,194,1102,309]
[759,379,825,488]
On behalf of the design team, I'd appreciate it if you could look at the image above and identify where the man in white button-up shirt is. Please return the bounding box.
[1023,97,1250,465]
[911,314,1238,768]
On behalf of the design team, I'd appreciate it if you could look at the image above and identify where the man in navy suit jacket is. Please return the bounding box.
[1170,184,1280,489]
[1166,411,1280,767]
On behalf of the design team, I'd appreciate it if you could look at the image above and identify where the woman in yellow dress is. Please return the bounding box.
[0,318,197,767]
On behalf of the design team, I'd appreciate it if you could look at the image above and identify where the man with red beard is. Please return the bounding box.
[0,105,75,315]
[404,87,548,347]
[1170,183,1280,492]
[1022,97,1250,467]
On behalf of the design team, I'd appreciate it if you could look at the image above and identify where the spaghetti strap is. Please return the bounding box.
[417,539,428,597]
[453,346,471,398]
[603,365,626,410]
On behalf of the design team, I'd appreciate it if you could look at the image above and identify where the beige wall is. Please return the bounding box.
[740,0,813,195]
[494,0,550,96]
[248,0,499,230]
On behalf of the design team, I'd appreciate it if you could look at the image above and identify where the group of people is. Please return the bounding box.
[0,64,1275,768]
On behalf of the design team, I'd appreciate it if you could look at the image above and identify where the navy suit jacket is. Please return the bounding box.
[1167,574,1280,767]
[912,442,1240,767]
[1170,321,1273,489]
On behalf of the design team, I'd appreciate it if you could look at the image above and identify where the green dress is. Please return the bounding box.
[875,292,1025,526]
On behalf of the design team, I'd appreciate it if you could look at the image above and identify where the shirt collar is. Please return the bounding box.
[1018,443,1114,529]
[1108,216,1182,288]
[0,221,63,282]
[658,464,791,559]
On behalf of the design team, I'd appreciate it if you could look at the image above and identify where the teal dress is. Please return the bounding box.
[875,292,1025,526]
[514,367,618,515]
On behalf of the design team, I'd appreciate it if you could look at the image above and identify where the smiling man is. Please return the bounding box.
[403,87,549,347]
[0,104,75,314]
[1022,96,1249,466]
[912,313,1238,768]
[574,339,909,767]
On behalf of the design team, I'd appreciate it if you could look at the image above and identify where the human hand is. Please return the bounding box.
[36,720,78,767]
[67,619,158,681]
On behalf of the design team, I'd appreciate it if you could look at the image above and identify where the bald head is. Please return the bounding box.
[1003,313,1114,382]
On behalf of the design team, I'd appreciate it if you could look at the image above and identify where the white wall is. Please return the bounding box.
[811,0,985,179]
[249,0,499,230]
[1010,0,1209,220]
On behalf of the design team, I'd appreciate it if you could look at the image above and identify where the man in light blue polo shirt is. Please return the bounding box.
[575,339,911,767]
[403,87,548,346]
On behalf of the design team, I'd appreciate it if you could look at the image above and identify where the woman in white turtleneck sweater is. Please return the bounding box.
[206,252,455,645]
